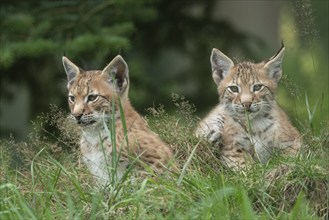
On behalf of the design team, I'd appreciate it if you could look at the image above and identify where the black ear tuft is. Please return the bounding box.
[264,46,285,82]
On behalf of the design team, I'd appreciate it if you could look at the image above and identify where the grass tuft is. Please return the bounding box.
[0,94,328,219]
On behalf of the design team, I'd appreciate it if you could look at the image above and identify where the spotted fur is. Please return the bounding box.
[63,55,174,185]
[195,46,301,170]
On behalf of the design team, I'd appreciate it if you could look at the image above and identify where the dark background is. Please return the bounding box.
[0,0,328,140]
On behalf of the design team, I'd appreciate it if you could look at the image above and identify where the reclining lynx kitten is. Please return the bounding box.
[62,55,174,185]
[195,46,301,170]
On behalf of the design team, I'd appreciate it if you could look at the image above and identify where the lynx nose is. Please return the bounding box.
[73,113,83,120]
[242,102,252,110]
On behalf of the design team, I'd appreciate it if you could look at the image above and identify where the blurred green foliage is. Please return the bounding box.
[0,0,143,122]
[277,0,328,134]
[0,0,256,138]
[0,0,327,138]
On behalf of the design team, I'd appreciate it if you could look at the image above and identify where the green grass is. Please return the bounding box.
[0,96,328,219]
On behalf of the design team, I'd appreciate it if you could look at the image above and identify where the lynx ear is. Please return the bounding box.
[62,56,80,82]
[264,46,285,82]
[211,48,234,85]
[102,55,129,94]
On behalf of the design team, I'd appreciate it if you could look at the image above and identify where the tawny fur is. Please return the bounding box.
[195,46,301,170]
[63,55,174,185]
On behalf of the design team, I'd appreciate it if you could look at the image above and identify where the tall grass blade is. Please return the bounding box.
[118,97,129,149]
[305,93,319,134]
[30,148,45,187]
[0,183,37,219]
[47,155,88,201]
[289,192,309,219]
[110,98,118,185]
[177,140,201,186]
[237,187,257,219]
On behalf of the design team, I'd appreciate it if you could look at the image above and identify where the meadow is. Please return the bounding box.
[1,1,328,219]
[0,94,328,219]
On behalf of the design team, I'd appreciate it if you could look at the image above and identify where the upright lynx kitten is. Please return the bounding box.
[195,46,301,170]
[63,55,174,184]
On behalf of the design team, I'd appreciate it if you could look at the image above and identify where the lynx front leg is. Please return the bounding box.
[195,113,225,147]
[220,145,253,171]
[279,134,301,158]
[220,128,255,171]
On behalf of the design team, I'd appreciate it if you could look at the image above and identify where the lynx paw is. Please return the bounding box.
[195,127,222,147]
[207,130,223,147]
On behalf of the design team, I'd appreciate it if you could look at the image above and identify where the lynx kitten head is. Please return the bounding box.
[211,45,285,119]
[62,55,129,127]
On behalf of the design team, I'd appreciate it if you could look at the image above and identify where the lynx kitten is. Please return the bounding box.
[63,55,174,184]
[195,46,301,170]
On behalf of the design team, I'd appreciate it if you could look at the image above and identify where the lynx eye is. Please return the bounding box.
[68,95,75,103]
[253,84,263,92]
[228,86,239,93]
[87,94,99,102]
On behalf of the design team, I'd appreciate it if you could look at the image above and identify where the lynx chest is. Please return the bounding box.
[228,115,279,163]
[80,128,114,183]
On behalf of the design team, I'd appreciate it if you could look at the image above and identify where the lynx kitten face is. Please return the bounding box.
[63,55,174,185]
[196,46,301,170]
[64,56,126,128]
